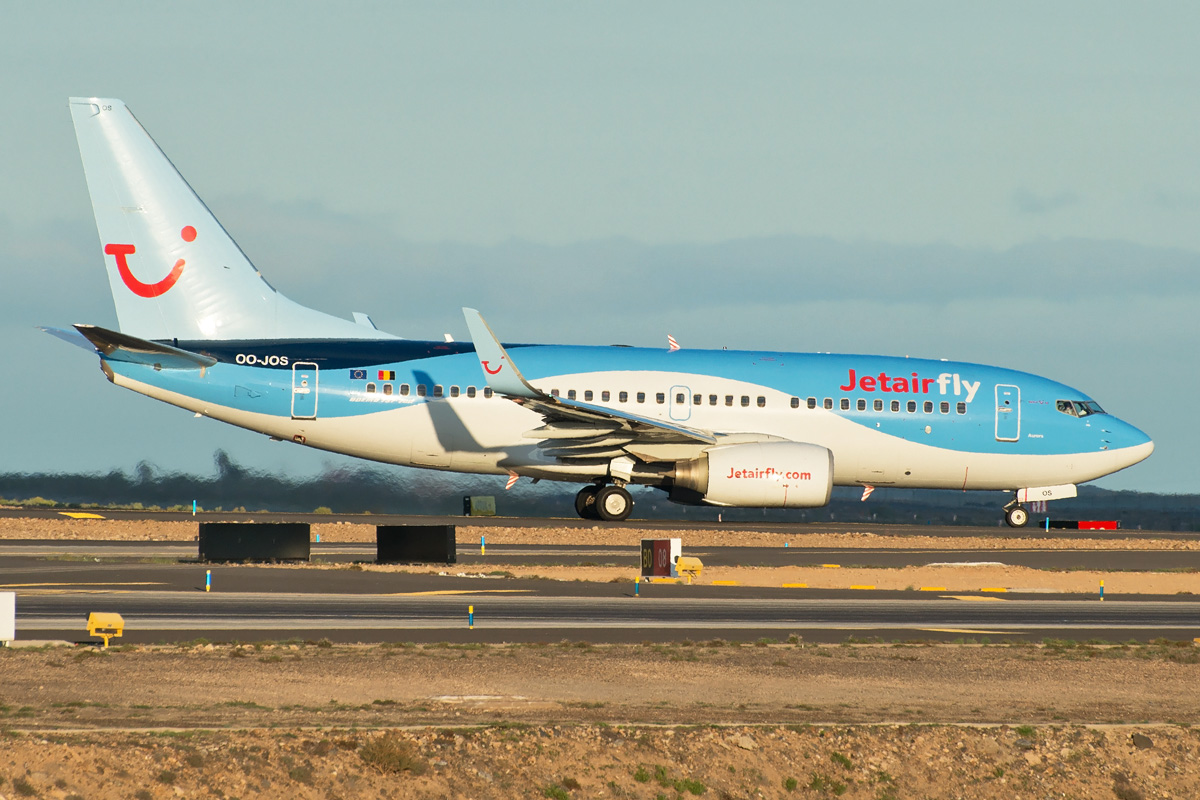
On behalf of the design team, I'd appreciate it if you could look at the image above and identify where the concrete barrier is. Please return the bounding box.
[198,522,311,562]
[377,525,457,564]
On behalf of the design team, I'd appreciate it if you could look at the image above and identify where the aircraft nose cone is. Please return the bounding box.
[1113,420,1153,466]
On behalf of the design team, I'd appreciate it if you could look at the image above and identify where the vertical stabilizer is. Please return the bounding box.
[69,98,393,341]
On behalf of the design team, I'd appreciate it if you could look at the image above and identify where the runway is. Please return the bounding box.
[3,516,1198,644]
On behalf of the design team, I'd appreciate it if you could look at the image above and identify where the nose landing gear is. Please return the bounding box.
[1004,501,1029,528]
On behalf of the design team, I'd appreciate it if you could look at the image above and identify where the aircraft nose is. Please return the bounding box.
[1111,419,1153,466]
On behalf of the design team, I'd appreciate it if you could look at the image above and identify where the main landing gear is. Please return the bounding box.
[575,483,633,522]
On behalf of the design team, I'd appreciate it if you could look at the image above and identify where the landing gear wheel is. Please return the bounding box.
[574,485,600,520]
[594,485,633,522]
[1005,505,1029,528]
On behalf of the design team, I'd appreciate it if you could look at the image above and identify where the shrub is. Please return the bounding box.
[359,733,427,775]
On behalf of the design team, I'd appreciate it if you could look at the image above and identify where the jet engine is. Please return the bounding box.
[671,442,834,508]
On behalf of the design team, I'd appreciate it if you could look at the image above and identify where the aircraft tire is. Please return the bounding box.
[574,485,600,519]
[595,485,633,522]
[1005,505,1029,528]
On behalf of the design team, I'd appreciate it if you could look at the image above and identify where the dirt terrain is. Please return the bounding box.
[2,514,1199,798]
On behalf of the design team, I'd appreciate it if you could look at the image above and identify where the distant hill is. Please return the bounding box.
[0,450,1194,530]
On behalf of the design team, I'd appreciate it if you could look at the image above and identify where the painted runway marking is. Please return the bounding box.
[57,512,105,519]
[940,595,1009,602]
[0,582,166,588]
[381,589,534,597]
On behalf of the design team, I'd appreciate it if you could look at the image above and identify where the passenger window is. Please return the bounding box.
[584,390,593,401]
[693,394,702,405]
[383,384,393,395]
[823,398,833,410]
[466,386,476,398]
[725,395,734,407]
[366,383,376,393]
[856,399,866,411]
[807,397,817,409]
[710,394,718,406]
[619,391,629,403]
[907,400,917,413]
[417,384,427,397]
[840,398,850,411]
[656,392,666,404]
[757,396,766,408]
[567,389,576,400]
[740,396,750,407]
[923,400,933,413]
[956,402,966,415]
[873,399,883,412]
[483,387,494,398]
[890,400,900,412]
[602,390,611,402]
[675,393,686,404]
[449,385,460,398]
[940,401,949,414]
[433,385,443,398]
[400,383,410,396]
[790,397,800,409]
[637,392,646,403]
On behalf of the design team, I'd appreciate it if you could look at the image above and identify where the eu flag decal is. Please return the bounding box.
[349,369,367,380]
[378,370,396,380]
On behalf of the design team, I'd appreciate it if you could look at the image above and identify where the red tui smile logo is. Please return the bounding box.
[105,225,195,298]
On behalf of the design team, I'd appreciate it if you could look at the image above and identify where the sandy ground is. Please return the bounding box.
[2,643,1200,799]
[3,515,1198,595]
[3,514,1199,797]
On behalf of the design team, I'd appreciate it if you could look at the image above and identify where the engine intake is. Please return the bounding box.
[672,442,834,508]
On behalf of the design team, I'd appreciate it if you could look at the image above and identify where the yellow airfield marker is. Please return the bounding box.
[849,585,875,590]
[781,583,808,588]
[58,512,105,519]
[980,587,1009,593]
[943,595,1008,602]
[919,587,947,591]
[711,580,739,586]
[820,564,841,569]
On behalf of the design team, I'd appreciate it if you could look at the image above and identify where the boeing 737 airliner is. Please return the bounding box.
[49,98,1153,525]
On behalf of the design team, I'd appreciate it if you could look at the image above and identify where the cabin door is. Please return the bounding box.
[291,362,319,420]
[994,384,1020,442]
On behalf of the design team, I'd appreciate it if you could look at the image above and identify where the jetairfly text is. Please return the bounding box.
[839,369,980,403]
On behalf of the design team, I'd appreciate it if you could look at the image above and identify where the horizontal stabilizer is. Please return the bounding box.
[72,324,217,370]
[38,326,98,353]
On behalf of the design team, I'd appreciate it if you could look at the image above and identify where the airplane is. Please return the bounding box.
[49,97,1154,527]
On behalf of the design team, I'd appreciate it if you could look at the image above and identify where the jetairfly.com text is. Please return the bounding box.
[839,369,981,403]
[726,467,812,481]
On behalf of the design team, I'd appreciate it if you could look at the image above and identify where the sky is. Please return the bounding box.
[1,2,1197,495]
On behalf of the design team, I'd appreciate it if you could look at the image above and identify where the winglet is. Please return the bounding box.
[462,308,540,399]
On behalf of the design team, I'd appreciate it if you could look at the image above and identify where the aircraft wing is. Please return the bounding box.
[69,324,217,370]
[463,308,718,457]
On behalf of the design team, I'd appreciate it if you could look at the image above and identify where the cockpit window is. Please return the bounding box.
[1057,399,1105,417]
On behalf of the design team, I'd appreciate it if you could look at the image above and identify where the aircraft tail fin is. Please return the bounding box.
[68,98,393,342]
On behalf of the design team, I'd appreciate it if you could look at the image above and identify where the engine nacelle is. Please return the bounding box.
[672,442,834,508]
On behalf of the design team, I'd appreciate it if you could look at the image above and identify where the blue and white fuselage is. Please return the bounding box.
[57,98,1153,525]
